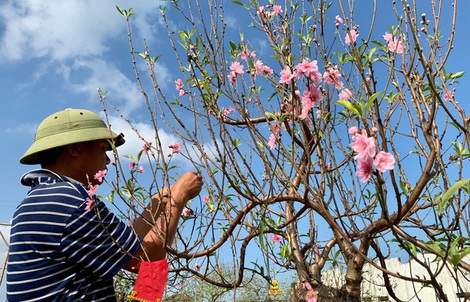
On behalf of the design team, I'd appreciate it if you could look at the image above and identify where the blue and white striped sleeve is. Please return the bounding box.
[61,200,141,279]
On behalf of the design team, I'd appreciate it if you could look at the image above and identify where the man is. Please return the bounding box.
[6,108,203,301]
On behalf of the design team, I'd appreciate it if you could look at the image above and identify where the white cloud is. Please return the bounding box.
[0,0,173,116]
[104,114,219,168]
[5,122,38,134]
[105,114,179,161]
[0,0,165,62]
[59,58,144,115]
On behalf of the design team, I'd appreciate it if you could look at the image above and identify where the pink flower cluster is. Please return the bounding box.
[304,282,318,302]
[271,233,282,243]
[168,142,181,156]
[258,4,283,18]
[142,142,152,154]
[295,59,322,83]
[228,50,273,85]
[383,32,404,54]
[323,66,343,89]
[221,106,235,120]
[85,169,108,211]
[129,162,145,173]
[334,15,343,27]
[268,122,281,149]
[254,60,273,77]
[299,84,323,119]
[345,29,359,45]
[443,91,454,101]
[349,127,395,182]
[175,78,186,96]
[94,169,107,183]
[182,207,194,217]
[228,61,244,85]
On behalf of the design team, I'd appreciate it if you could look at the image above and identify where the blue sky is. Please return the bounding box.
[1,0,470,297]
[0,0,182,221]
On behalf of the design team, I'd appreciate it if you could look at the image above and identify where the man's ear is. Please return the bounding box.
[67,143,82,157]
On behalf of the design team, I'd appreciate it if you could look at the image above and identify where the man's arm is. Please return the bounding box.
[124,171,203,272]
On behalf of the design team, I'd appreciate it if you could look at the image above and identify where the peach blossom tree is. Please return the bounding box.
[105,1,469,301]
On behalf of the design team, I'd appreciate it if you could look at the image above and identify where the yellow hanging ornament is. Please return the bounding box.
[268,279,282,296]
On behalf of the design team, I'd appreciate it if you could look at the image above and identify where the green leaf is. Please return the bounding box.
[438,179,470,215]
[281,244,291,259]
[116,6,125,16]
[116,6,134,19]
[426,241,445,258]
[449,71,464,80]
[259,219,266,249]
[364,91,384,111]
[229,41,237,51]
[231,1,246,7]
[336,100,363,117]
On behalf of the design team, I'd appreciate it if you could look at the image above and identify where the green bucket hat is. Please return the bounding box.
[20,108,125,165]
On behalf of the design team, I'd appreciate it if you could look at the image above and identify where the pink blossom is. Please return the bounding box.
[373,151,395,172]
[345,29,358,45]
[182,207,194,217]
[87,184,99,197]
[383,32,404,54]
[85,197,94,211]
[444,91,454,101]
[230,61,244,76]
[268,134,277,149]
[356,156,373,182]
[388,39,404,54]
[129,161,136,170]
[260,4,283,17]
[305,282,313,291]
[221,106,235,119]
[194,263,201,272]
[305,282,318,302]
[254,60,273,77]
[228,62,244,85]
[323,67,343,89]
[169,143,181,153]
[175,78,183,90]
[94,169,107,183]
[228,71,237,85]
[179,89,186,97]
[339,89,352,100]
[383,33,392,44]
[279,65,295,84]
[348,126,361,135]
[138,166,145,173]
[295,59,322,83]
[203,196,210,203]
[334,15,343,27]
[271,122,281,135]
[271,233,282,243]
[272,5,282,15]
[299,84,323,119]
[240,50,249,60]
[350,130,376,160]
[142,142,152,154]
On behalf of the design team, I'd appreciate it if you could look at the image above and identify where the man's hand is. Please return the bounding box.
[171,172,203,205]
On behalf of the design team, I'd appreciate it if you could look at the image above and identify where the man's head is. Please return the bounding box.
[20,108,125,166]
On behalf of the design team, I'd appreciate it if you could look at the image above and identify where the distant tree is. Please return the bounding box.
[106,1,470,301]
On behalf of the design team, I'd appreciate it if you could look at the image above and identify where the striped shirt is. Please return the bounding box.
[6,169,141,302]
